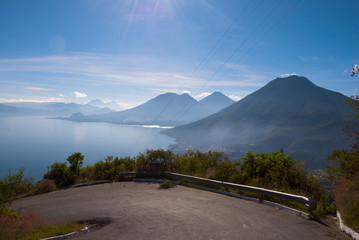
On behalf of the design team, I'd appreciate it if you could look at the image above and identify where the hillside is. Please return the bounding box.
[199,92,235,113]
[163,76,357,169]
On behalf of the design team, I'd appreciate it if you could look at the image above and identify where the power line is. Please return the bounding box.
[214,0,302,88]
[126,1,256,154]
[171,0,267,124]
[174,0,285,124]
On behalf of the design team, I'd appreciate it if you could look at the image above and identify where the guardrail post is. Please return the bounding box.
[307,198,317,212]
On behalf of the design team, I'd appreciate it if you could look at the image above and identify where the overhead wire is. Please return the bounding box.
[146,0,255,126]
[126,0,256,155]
[174,0,285,124]
[128,0,301,155]
[213,0,302,89]
[171,0,266,123]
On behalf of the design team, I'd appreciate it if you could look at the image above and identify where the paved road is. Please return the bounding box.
[12,182,350,240]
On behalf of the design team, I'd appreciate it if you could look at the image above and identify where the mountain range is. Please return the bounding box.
[64,92,235,126]
[0,102,113,117]
[87,99,124,111]
[1,75,355,169]
[163,76,357,169]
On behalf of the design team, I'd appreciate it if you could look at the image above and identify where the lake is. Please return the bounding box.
[0,116,174,180]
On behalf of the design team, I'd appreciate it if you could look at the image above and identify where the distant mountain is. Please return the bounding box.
[1,102,113,117]
[199,92,235,113]
[87,99,124,111]
[163,76,357,169]
[69,93,214,126]
[0,104,24,115]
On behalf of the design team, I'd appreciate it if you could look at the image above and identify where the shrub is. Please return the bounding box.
[0,210,83,240]
[0,168,34,202]
[334,176,359,232]
[43,162,70,187]
[159,181,176,189]
[81,156,136,181]
[136,149,175,172]
[34,179,57,195]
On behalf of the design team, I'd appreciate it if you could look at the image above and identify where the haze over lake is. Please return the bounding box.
[0,116,174,180]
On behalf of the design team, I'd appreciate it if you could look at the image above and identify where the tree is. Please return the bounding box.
[67,152,84,177]
[43,162,69,186]
[136,149,175,172]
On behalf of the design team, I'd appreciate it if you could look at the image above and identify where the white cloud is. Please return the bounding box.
[194,92,211,100]
[0,97,63,103]
[280,73,297,78]
[228,90,254,102]
[23,87,50,91]
[0,53,271,93]
[0,53,274,107]
[74,91,87,98]
[229,95,242,101]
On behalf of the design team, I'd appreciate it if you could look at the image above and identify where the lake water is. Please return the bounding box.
[0,116,174,180]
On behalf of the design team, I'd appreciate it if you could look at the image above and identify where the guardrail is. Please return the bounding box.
[118,172,317,212]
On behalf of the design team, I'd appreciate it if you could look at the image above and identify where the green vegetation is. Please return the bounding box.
[67,152,84,178]
[41,149,331,217]
[0,210,83,240]
[0,168,56,203]
[326,94,359,232]
[0,147,336,237]
[159,180,176,189]
[0,170,82,240]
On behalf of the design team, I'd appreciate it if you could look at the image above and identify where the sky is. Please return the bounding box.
[0,0,358,109]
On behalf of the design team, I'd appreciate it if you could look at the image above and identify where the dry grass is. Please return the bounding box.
[0,211,83,240]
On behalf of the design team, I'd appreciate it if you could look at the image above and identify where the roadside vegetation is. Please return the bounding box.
[40,149,332,218]
[3,139,358,236]
[159,180,177,189]
[0,169,83,239]
[326,94,359,232]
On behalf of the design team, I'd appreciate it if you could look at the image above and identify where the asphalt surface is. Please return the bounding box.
[12,182,351,240]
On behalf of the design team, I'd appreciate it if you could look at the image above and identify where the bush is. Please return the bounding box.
[34,179,57,195]
[333,176,359,232]
[173,150,231,178]
[80,156,136,181]
[0,210,83,240]
[136,149,175,172]
[0,168,34,202]
[159,181,176,189]
[43,162,70,187]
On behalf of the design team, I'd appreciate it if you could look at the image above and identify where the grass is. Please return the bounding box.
[159,180,176,189]
[0,211,83,240]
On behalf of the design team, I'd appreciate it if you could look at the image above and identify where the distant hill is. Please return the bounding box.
[0,102,112,116]
[0,104,25,115]
[70,93,214,126]
[163,76,357,169]
[87,99,124,111]
[199,92,235,113]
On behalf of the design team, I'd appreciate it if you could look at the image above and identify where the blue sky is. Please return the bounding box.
[0,0,358,108]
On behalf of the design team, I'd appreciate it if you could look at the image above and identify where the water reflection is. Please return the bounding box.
[0,116,174,180]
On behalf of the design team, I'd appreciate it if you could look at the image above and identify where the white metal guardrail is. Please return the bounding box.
[118,172,317,212]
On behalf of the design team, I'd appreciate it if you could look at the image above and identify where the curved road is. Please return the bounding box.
[12,182,350,240]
